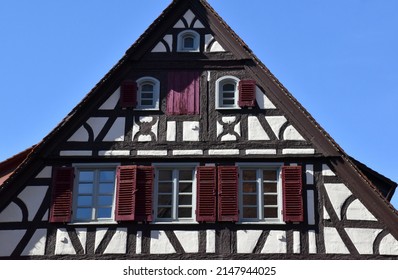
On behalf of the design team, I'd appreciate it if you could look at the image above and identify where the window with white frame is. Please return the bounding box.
[216,76,240,109]
[154,164,197,222]
[239,164,283,222]
[72,166,117,223]
[136,77,160,110]
[177,30,200,52]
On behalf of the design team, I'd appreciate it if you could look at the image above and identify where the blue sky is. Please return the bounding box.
[0,0,397,208]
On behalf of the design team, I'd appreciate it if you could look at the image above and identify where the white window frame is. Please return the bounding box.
[153,163,198,223]
[71,163,119,224]
[237,162,284,224]
[177,30,200,52]
[135,77,160,110]
[215,76,241,109]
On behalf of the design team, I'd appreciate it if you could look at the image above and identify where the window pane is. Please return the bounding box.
[223,99,235,105]
[76,208,92,220]
[97,207,112,219]
[98,196,113,206]
[99,183,114,194]
[158,183,172,193]
[223,84,235,91]
[178,207,192,218]
[264,207,278,218]
[158,207,172,218]
[159,170,173,181]
[179,170,193,181]
[242,170,256,180]
[142,84,153,92]
[264,195,278,205]
[243,182,257,193]
[178,195,192,206]
[179,182,192,193]
[99,170,115,182]
[243,207,257,219]
[184,37,194,49]
[223,92,235,98]
[79,171,94,182]
[158,195,172,206]
[263,170,277,181]
[264,182,277,193]
[78,184,93,194]
[77,196,92,207]
[141,92,153,99]
[243,194,257,206]
[141,99,153,106]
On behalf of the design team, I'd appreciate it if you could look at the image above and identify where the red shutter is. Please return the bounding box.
[218,166,239,222]
[135,166,154,222]
[196,166,217,222]
[238,80,256,107]
[49,167,74,223]
[282,166,304,222]
[115,166,137,221]
[120,80,137,108]
[166,71,200,115]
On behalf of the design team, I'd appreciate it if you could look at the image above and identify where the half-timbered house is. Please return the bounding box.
[0,0,397,260]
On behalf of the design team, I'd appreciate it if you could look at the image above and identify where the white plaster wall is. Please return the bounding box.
[282,148,315,155]
[0,230,26,256]
[323,227,349,254]
[60,150,92,156]
[237,230,262,253]
[174,20,185,28]
[163,35,173,50]
[104,117,125,142]
[322,164,336,176]
[204,35,214,51]
[183,121,200,141]
[379,234,398,255]
[248,116,269,140]
[35,166,52,178]
[345,228,382,254]
[18,186,48,221]
[55,228,76,255]
[346,199,377,221]
[208,149,239,155]
[103,228,127,254]
[308,230,317,254]
[307,190,316,225]
[283,125,305,140]
[245,149,277,155]
[21,228,47,256]
[136,231,142,254]
[99,88,120,110]
[0,202,23,222]
[67,126,89,142]
[324,183,352,220]
[87,117,108,140]
[99,150,130,156]
[167,121,176,141]
[206,230,216,253]
[172,150,203,156]
[183,9,195,26]
[152,42,167,52]
[293,231,300,254]
[150,230,176,254]
[306,164,314,185]
[210,41,225,52]
[256,87,276,109]
[137,150,167,156]
[261,230,287,254]
[174,231,199,253]
[265,116,286,139]
[193,19,205,28]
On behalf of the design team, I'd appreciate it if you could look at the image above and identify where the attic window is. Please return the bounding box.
[136,77,160,110]
[215,76,240,109]
[178,30,200,52]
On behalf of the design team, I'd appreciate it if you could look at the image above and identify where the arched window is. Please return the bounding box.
[136,77,160,110]
[216,76,240,109]
[177,30,200,52]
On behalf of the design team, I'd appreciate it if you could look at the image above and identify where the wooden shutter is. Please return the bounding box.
[166,71,200,115]
[135,166,154,222]
[218,166,239,222]
[115,166,137,221]
[282,166,304,222]
[120,80,137,108]
[49,167,74,223]
[238,80,256,107]
[196,166,217,222]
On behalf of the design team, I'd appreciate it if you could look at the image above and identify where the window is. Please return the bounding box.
[136,77,160,110]
[73,167,117,222]
[216,76,240,109]
[177,30,200,52]
[154,164,197,222]
[239,164,283,223]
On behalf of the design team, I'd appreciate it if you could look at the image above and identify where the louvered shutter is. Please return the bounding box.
[135,166,154,222]
[196,166,217,222]
[282,166,304,222]
[218,166,239,222]
[238,80,256,107]
[120,80,137,108]
[115,166,137,221]
[49,167,74,223]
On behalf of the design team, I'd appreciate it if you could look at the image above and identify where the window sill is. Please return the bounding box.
[134,107,160,111]
[68,221,118,226]
[237,221,285,225]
